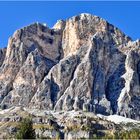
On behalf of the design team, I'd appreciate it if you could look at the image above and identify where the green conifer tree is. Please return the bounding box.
[15,118,36,139]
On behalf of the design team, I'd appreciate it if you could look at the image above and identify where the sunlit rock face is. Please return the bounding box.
[0,13,140,120]
[0,23,63,107]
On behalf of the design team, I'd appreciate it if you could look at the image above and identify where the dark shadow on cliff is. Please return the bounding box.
[106,63,126,114]
[50,74,60,107]
[91,34,126,115]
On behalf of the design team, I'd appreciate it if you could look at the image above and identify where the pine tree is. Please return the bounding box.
[15,118,36,139]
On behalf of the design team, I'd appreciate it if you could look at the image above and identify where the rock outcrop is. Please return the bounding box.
[0,13,140,120]
[0,48,6,66]
[0,107,128,139]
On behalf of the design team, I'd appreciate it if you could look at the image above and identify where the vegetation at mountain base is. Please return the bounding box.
[15,118,36,139]
[91,128,140,139]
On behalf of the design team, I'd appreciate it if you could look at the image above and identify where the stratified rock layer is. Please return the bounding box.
[0,13,140,120]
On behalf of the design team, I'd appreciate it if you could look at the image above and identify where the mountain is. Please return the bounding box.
[0,13,140,139]
[0,13,140,122]
[0,13,140,120]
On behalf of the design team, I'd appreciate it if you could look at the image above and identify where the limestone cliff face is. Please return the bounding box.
[0,48,6,67]
[0,13,140,120]
[0,23,63,107]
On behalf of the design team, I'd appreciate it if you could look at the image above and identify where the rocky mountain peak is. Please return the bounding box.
[0,13,139,121]
[61,13,131,57]
[53,20,66,30]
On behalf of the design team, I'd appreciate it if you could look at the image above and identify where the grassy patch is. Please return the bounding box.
[33,124,55,130]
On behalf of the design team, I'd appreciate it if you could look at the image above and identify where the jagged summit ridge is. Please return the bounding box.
[0,13,139,120]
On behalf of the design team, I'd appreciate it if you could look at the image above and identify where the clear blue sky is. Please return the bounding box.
[0,1,140,47]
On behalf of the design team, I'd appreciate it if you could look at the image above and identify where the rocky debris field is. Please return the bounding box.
[0,107,139,139]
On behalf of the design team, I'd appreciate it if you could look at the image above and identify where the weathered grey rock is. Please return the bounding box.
[0,107,139,139]
[64,130,91,140]
[53,20,66,30]
[0,23,63,108]
[117,41,140,120]
[8,126,17,134]
[0,48,6,66]
[30,54,79,109]
[54,29,128,115]
[0,13,140,120]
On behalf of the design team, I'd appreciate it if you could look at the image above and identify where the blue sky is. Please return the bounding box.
[0,1,140,47]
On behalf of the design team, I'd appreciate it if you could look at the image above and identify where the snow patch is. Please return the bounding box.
[97,114,140,124]
[43,23,47,27]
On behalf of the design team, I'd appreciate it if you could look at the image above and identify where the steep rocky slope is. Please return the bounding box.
[0,107,139,139]
[0,13,140,121]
